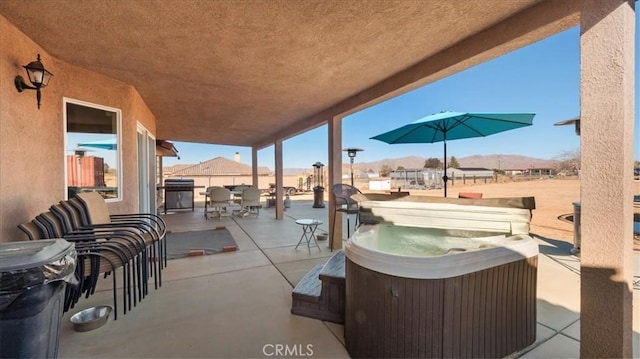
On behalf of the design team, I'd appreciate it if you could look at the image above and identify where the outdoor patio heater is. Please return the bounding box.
[312,162,325,208]
[343,148,363,187]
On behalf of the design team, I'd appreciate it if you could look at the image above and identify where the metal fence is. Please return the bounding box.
[390,169,444,189]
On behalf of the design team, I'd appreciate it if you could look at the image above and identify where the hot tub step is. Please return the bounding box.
[291,264,323,302]
[319,250,345,283]
[291,251,346,323]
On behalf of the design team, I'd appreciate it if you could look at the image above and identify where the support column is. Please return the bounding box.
[157,156,163,214]
[251,146,258,188]
[579,1,635,357]
[328,116,343,250]
[274,139,284,220]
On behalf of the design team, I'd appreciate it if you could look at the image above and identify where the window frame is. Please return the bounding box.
[63,97,123,202]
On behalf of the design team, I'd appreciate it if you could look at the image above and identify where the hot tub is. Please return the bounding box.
[344,195,538,358]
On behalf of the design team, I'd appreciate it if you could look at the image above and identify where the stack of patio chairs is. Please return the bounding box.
[20,211,134,320]
[61,197,153,301]
[74,192,167,286]
[17,192,166,320]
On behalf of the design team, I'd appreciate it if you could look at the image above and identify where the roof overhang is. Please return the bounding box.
[0,0,580,149]
[156,140,180,158]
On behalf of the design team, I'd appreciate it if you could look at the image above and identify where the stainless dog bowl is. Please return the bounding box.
[70,305,112,332]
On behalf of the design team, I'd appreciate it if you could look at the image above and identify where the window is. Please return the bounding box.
[64,99,122,201]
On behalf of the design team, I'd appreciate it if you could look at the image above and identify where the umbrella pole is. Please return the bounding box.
[442,140,448,197]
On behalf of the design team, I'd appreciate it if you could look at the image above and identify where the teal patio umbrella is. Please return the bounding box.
[77,139,117,150]
[370,111,535,197]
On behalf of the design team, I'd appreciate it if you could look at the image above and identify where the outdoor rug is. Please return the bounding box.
[165,228,238,260]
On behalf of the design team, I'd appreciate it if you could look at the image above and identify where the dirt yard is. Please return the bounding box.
[354,177,640,246]
[413,178,580,243]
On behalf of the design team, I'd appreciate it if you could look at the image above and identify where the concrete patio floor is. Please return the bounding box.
[57,197,640,358]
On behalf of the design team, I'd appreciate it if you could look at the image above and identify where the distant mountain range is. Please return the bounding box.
[283,154,558,175]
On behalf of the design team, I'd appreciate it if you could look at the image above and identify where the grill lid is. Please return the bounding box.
[164,178,195,189]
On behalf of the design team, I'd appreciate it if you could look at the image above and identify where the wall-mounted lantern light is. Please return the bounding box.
[14,54,53,109]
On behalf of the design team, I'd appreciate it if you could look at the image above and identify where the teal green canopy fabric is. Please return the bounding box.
[370,111,535,196]
[77,139,116,150]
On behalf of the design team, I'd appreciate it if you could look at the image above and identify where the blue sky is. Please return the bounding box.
[165,21,639,170]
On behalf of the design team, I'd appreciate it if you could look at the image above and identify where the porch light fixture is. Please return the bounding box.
[14,54,53,109]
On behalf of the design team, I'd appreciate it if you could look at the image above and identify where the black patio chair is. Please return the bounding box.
[330,184,362,248]
[20,214,133,320]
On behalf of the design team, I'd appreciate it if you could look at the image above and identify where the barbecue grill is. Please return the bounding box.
[163,178,195,213]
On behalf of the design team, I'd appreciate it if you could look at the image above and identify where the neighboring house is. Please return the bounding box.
[360,172,379,179]
[163,164,195,176]
[502,167,555,176]
[168,156,271,178]
[163,156,284,194]
[447,167,494,179]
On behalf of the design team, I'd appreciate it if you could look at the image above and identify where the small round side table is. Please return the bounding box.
[295,219,323,253]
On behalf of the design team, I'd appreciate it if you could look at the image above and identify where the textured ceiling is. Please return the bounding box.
[0,0,545,147]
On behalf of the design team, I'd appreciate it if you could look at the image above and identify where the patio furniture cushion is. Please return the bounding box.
[75,192,111,224]
[459,192,483,199]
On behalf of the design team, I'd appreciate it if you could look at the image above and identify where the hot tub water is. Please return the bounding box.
[358,223,505,256]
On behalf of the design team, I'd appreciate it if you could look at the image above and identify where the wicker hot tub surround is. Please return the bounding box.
[344,195,538,358]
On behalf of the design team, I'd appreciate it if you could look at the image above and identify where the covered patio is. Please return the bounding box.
[0,1,636,357]
[55,197,639,358]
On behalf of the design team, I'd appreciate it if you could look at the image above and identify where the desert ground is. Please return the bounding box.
[344,176,640,246]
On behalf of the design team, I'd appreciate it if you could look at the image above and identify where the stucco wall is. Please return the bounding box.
[0,14,156,242]
[579,1,635,356]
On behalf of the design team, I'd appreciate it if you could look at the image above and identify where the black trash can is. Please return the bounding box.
[0,239,77,359]
[312,186,325,208]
